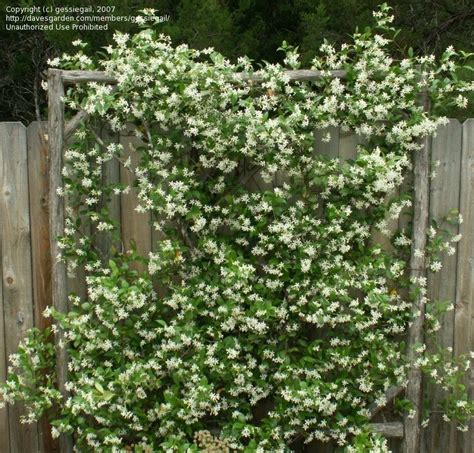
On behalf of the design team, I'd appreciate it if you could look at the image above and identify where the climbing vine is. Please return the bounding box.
[1,5,474,452]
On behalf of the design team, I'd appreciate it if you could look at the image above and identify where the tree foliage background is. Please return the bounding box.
[1,0,474,122]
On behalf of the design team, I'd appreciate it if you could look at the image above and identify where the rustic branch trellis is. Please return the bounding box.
[47,67,429,452]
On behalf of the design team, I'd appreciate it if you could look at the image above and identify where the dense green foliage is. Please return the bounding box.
[1,0,474,122]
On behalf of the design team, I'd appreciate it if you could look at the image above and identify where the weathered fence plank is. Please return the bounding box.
[337,129,359,161]
[314,126,340,158]
[424,119,463,453]
[27,121,57,453]
[0,215,9,453]
[27,122,51,332]
[65,130,88,303]
[454,118,474,452]
[94,126,121,259]
[0,122,39,452]
[120,129,152,271]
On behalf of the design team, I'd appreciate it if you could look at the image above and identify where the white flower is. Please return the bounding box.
[414,248,424,258]
[47,57,60,67]
[113,32,130,46]
[81,178,93,188]
[455,95,468,108]
[301,259,312,273]
[429,261,442,272]
[191,216,207,233]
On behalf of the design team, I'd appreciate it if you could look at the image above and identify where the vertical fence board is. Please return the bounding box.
[104,130,121,256]
[424,119,462,453]
[0,203,9,453]
[314,126,340,158]
[0,122,39,452]
[27,122,51,332]
[64,129,89,303]
[120,130,152,272]
[471,317,474,452]
[27,121,58,453]
[66,257,87,302]
[337,129,359,161]
[94,126,121,259]
[454,119,474,452]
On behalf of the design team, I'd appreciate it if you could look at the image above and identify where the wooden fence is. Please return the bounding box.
[0,120,473,452]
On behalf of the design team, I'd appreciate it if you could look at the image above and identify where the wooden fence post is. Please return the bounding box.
[48,69,73,453]
[402,90,431,453]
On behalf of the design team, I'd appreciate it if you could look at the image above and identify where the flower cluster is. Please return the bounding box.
[2,4,474,452]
